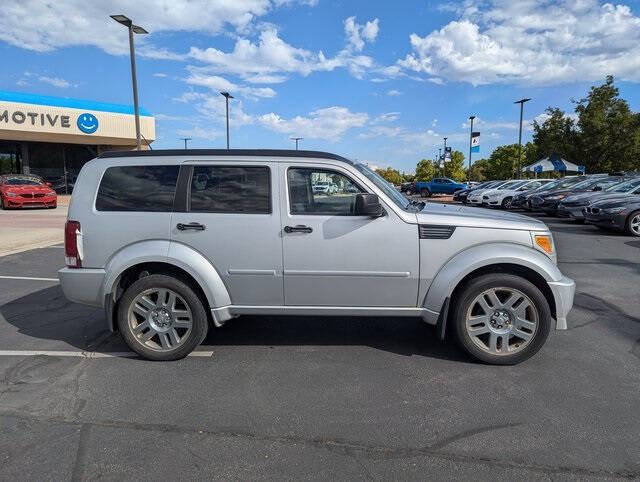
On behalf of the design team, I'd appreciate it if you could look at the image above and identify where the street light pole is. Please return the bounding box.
[181,137,192,149]
[468,115,475,182]
[220,92,234,149]
[290,137,303,150]
[443,137,448,177]
[110,15,148,150]
[514,98,531,179]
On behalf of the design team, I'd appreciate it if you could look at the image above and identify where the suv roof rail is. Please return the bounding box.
[97,148,353,164]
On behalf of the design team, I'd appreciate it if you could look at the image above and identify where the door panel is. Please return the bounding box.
[171,163,283,306]
[280,164,419,307]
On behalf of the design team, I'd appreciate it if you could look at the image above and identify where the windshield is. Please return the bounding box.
[354,163,411,210]
[497,181,523,190]
[607,178,640,193]
[4,177,43,186]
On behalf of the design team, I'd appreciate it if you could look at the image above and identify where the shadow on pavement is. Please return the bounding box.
[0,285,467,362]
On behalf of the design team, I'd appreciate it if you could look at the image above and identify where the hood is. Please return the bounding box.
[563,191,632,205]
[591,195,640,210]
[418,202,548,231]
[2,184,52,194]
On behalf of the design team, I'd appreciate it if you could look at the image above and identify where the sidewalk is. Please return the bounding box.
[0,195,70,256]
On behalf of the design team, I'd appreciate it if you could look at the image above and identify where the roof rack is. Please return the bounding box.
[98,149,353,164]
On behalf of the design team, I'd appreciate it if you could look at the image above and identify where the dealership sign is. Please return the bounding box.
[0,108,98,134]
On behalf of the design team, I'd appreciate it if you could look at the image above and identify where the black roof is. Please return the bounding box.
[98,149,353,164]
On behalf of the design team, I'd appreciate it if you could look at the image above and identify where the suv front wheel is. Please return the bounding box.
[451,274,551,365]
[118,274,208,361]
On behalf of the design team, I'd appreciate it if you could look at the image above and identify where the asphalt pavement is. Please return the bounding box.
[0,212,639,480]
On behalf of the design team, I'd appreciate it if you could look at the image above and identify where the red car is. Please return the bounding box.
[0,174,57,209]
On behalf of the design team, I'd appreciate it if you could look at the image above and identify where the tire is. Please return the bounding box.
[117,274,208,361]
[625,210,640,237]
[451,273,552,365]
[420,188,431,198]
[501,197,513,209]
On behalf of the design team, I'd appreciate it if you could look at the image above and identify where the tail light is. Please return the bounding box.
[65,220,82,268]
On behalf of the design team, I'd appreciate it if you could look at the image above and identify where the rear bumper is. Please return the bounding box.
[58,267,106,307]
[548,276,575,330]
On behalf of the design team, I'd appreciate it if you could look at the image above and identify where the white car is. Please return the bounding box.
[482,179,555,209]
[466,180,518,205]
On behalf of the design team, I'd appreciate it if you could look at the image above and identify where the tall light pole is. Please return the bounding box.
[220,92,233,149]
[443,137,448,177]
[181,137,192,149]
[110,15,148,150]
[468,115,475,182]
[514,98,531,179]
[290,137,303,150]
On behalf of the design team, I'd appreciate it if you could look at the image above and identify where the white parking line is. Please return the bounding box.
[0,275,59,282]
[0,350,214,358]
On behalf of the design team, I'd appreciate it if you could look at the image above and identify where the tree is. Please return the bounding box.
[375,167,403,185]
[483,144,522,180]
[467,158,489,181]
[415,158,438,180]
[532,107,578,162]
[573,76,640,173]
[445,150,466,181]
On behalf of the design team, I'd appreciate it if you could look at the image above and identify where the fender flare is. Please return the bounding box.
[102,240,231,310]
[422,242,562,316]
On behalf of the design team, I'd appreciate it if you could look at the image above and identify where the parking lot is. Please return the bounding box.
[0,208,639,480]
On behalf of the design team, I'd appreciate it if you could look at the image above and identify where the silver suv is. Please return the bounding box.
[58,150,575,364]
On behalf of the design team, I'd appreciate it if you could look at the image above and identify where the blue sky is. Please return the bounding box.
[2,0,640,173]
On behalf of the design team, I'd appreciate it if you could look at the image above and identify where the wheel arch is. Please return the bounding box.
[102,241,231,331]
[424,243,561,332]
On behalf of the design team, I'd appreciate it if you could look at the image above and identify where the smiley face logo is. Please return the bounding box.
[77,113,98,134]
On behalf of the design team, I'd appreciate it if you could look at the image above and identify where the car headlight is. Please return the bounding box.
[603,207,625,214]
[546,194,566,201]
[5,191,19,197]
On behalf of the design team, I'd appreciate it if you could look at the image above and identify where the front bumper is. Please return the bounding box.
[557,204,586,220]
[3,194,57,208]
[548,276,575,330]
[467,197,483,205]
[583,208,626,230]
[58,267,106,307]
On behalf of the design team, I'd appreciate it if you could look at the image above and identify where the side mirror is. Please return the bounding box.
[354,193,384,217]
[46,182,53,187]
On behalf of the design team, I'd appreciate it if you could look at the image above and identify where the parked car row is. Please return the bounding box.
[453,174,640,237]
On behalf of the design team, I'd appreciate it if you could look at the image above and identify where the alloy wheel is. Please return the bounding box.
[631,214,640,236]
[127,288,193,352]
[465,287,539,355]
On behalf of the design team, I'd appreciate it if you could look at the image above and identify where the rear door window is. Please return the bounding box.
[96,165,179,212]
[189,166,271,214]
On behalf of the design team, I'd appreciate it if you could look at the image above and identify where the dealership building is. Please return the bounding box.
[0,90,155,189]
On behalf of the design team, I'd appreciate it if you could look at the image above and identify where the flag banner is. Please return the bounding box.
[471,131,480,153]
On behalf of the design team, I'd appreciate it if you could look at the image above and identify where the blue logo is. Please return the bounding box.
[77,113,98,134]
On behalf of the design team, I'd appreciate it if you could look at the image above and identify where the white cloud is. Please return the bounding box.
[0,0,313,55]
[386,89,402,96]
[185,72,276,98]
[38,76,72,88]
[174,92,255,127]
[396,0,640,85]
[188,22,378,82]
[373,112,400,123]
[344,16,379,52]
[177,126,222,141]
[153,73,168,78]
[258,106,368,139]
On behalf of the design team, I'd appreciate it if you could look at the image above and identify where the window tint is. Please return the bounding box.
[288,168,363,215]
[190,166,271,214]
[96,165,179,212]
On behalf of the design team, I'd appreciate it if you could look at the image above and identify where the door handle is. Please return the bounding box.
[177,222,206,231]
[284,225,313,234]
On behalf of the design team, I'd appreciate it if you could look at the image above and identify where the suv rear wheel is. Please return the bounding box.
[118,274,208,361]
[451,274,551,365]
